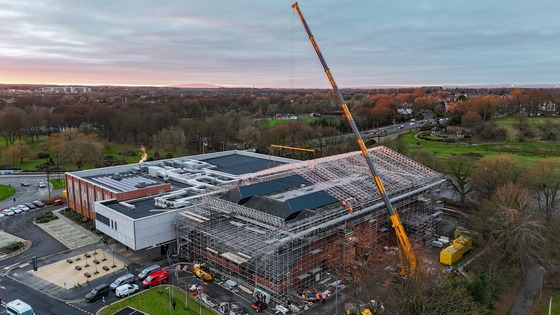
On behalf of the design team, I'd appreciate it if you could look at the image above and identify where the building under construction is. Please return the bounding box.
[176,146,446,298]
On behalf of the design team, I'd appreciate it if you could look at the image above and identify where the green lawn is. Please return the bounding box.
[50,178,66,190]
[401,132,560,167]
[5,139,146,172]
[495,116,559,126]
[0,184,16,202]
[98,286,215,315]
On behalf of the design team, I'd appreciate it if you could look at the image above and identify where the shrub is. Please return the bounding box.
[0,242,25,254]
[36,211,59,223]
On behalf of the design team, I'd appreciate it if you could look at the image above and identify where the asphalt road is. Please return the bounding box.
[0,174,88,314]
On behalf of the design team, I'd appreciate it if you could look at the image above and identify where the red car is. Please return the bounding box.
[54,199,64,205]
[142,269,168,287]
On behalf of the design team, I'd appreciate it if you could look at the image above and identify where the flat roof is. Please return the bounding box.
[201,154,286,175]
[106,198,166,219]
[88,173,161,192]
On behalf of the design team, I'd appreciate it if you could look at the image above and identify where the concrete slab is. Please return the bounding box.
[36,218,98,250]
[31,248,126,288]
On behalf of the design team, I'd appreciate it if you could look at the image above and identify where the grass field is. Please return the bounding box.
[98,286,215,315]
[50,179,66,190]
[5,139,146,172]
[495,116,559,126]
[401,131,560,167]
[0,184,16,202]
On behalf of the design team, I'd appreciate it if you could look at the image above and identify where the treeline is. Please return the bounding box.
[0,86,558,163]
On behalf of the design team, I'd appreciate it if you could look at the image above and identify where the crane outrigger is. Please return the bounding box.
[291,2,417,274]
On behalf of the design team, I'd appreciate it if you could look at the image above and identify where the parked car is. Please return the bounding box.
[137,264,161,280]
[0,213,5,218]
[17,205,30,212]
[11,207,23,214]
[84,283,110,303]
[2,209,15,216]
[5,299,35,315]
[32,200,45,207]
[115,283,139,298]
[142,269,168,287]
[53,199,64,206]
[110,273,135,290]
[25,203,37,209]
[20,182,30,187]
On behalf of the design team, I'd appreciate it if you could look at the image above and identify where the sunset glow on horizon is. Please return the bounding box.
[1,0,559,88]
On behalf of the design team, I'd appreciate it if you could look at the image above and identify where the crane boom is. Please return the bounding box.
[291,2,416,273]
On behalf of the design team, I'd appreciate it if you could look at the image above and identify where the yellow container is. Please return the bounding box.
[440,246,462,265]
[454,243,466,255]
[453,236,472,247]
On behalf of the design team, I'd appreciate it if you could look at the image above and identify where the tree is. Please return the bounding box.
[152,126,187,158]
[469,183,548,267]
[392,273,487,315]
[410,149,441,172]
[469,155,520,201]
[0,106,26,145]
[5,141,31,165]
[445,155,476,205]
[46,130,104,169]
[524,159,560,217]
[382,137,408,156]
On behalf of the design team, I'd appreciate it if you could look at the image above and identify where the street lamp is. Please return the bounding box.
[111,249,116,268]
[45,149,51,199]
[326,273,340,315]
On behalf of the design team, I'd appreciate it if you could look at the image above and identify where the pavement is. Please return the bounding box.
[508,258,544,315]
[4,209,149,302]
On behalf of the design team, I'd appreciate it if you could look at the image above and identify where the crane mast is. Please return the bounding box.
[291,2,416,273]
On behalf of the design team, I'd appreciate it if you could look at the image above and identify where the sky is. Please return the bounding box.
[1,0,559,88]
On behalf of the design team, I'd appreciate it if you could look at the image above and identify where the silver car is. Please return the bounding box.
[2,209,15,216]
[11,207,22,214]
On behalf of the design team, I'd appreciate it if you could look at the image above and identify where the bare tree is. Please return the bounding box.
[469,155,520,201]
[46,130,104,169]
[524,159,560,217]
[445,155,476,205]
[470,183,548,267]
[152,126,187,158]
[0,106,26,145]
[5,141,31,166]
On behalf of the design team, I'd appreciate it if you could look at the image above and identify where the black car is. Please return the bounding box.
[85,283,110,302]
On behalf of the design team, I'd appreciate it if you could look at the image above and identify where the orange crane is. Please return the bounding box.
[291,2,417,273]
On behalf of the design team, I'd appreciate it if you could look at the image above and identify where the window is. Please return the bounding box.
[96,213,110,226]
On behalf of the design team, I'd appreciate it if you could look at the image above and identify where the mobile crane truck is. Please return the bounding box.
[291,2,417,275]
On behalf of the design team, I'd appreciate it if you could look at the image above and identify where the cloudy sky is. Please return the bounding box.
[1,0,559,88]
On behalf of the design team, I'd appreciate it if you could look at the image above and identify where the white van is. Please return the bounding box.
[6,299,35,315]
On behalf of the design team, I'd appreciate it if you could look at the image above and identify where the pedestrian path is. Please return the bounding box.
[35,209,99,250]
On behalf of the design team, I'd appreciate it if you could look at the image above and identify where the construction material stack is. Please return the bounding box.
[439,235,472,265]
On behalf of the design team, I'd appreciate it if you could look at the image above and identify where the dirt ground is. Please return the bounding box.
[31,248,126,289]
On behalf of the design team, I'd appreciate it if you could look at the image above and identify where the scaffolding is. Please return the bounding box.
[176,147,446,299]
